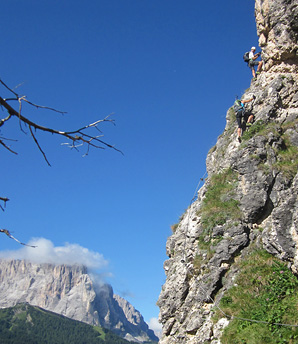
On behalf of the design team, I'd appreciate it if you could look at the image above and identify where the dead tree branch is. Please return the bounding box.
[0,229,37,248]
[0,78,122,164]
[0,96,122,158]
[0,78,122,246]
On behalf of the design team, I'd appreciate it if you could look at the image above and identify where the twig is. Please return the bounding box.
[0,79,19,98]
[0,139,18,155]
[0,229,37,248]
[29,125,51,166]
[0,197,9,212]
[0,114,12,127]
[22,97,67,114]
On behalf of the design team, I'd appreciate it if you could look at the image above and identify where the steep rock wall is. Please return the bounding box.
[255,0,298,72]
[158,1,298,343]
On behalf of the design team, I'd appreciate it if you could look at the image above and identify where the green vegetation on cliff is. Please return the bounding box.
[217,250,298,344]
[199,168,241,231]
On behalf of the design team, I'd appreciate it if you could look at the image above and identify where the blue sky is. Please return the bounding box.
[0,0,259,334]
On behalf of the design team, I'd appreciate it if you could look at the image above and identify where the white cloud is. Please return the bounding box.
[148,317,162,339]
[0,237,108,270]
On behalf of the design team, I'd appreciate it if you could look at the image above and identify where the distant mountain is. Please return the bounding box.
[0,259,158,343]
[0,303,134,344]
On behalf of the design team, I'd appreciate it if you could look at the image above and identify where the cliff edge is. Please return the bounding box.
[158,1,298,343]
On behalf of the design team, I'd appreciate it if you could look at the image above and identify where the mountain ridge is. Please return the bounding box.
[0,302,135,344]
[0,258,158,343]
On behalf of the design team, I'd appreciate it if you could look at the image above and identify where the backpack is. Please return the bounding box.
[233,100,243,113]
[243,52,250,63]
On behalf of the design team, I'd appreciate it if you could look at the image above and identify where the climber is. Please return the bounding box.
[248,47,263,79]
[234,96,255,142]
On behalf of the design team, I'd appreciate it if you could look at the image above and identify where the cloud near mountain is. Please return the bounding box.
[0,237,109,270]
[148,317,162,339]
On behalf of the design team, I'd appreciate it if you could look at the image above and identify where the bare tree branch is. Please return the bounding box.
[0,79,123,161]
[0,78,122,245]
[0,229,37,247]
[8,99,119,151]
[0,97,123,156]
[0,79,64,114]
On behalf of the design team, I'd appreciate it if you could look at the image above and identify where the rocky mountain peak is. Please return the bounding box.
[0,259,158,343]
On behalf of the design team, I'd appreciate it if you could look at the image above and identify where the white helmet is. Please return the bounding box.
[251,46,256,51]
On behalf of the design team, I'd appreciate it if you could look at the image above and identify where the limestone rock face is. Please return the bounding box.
[157,1,298,343]
[255,0,298,72]
[0,259,158,343]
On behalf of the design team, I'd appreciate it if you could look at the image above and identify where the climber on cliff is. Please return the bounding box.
[234,96,255,142]
[248,47,263,79]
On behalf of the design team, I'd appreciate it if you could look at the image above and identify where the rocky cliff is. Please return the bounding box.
[158,1,298,343]
[0,259,158,343]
